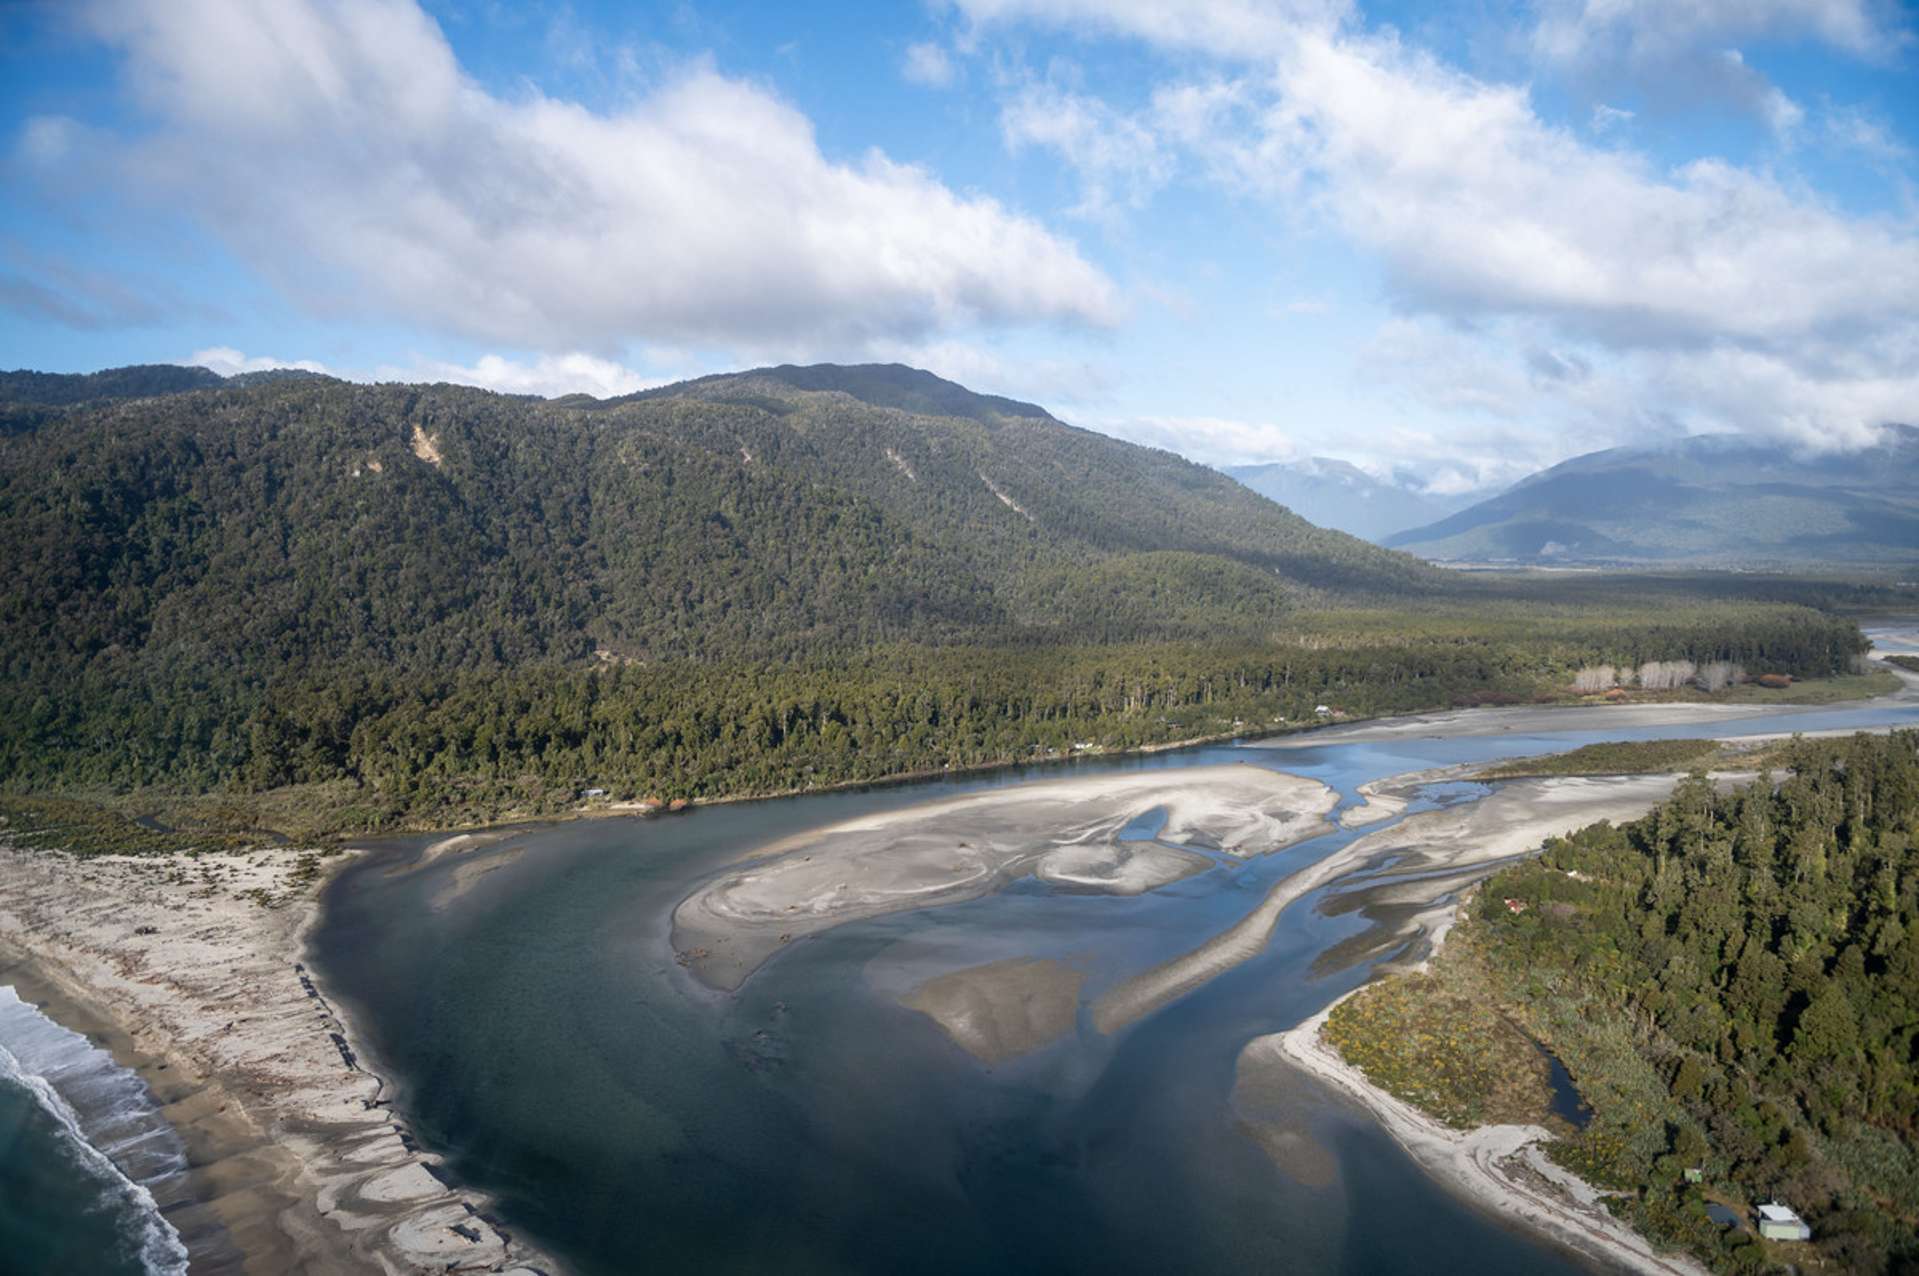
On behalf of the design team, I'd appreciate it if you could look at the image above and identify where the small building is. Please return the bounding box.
[1683,1167,1703,1183]
[1756,1202,1811,1241]
[1503,897,1528,914]
[583,787,607,799]
[1314,705,1332,716]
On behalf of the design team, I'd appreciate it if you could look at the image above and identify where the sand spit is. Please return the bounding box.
[902,957,1085,1065]
[1244,1000,1709,1276]
[674,763,1338,991]
[0,846,551,1276]
[1339,764,1483,827]
[1092,774,1689,1035]
[1249,669,1918,750]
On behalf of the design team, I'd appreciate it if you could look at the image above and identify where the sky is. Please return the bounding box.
[2,0,1915,494]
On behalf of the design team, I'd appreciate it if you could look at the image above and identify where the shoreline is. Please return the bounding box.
[1249,992,1710,1276]
[0,844,555,1276]
[75,660,1916,851]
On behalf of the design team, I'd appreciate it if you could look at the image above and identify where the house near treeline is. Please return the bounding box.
[1756,1202,1811,1241]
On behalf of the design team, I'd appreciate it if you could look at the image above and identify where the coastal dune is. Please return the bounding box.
[674,763,1340,991]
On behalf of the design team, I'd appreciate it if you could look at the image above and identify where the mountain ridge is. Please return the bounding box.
[1387,428,1919,566]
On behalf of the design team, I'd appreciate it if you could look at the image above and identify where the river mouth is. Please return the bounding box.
[308,660,1918,1276]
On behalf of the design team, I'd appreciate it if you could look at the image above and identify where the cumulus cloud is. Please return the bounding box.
[374,351,665,398]
[962,3,1918,458]
[901,41,958,88]
[1530,0,1906,130]
[1530,0,1901,68]
[67,0,1117,353]
[188,346,329,377]
[1000,81,1172,216]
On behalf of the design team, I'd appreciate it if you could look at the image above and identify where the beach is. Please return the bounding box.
[0,844,552,1276]
[1241,997,1711,1276]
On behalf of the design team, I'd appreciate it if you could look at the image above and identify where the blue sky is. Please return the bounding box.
[3,0,1915,491]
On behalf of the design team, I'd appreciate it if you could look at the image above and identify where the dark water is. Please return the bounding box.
[11,629,1913,1276]
[306,666,1919,1276]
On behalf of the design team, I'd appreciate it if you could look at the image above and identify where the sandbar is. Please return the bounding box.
[674,763,1339,991]
[1092,773,1692,1035]
[902,957,1085,1064]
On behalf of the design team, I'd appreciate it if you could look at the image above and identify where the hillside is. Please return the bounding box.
[0,363,1871,825]
[0,362,1434,677]
[1226,457,1479,543]
[1387,429,1919,566]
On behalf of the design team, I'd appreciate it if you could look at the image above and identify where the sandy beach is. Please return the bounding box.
[674,763,1339,990]
[1241,998,1710,1276]
[0,844,553,1276]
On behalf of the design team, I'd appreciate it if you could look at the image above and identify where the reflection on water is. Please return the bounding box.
[311,662,1915,1276]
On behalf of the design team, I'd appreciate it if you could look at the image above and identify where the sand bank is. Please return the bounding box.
[902,957,1085,1064]
[1338,764,1483,827]
[674,763,1338,990]
[1243,997,1708,1276]
[1248,667,1917,750]
[1092,773,1690,1035]
[0,846,551,1276]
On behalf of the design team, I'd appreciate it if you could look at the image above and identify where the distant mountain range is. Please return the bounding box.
[1386,428,1919,567]
[1225,457,1481,543]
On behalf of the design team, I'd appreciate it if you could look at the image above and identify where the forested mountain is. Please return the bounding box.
[1387,429,1919,566]
[1226,457,1479,543]
[0,364,1873,826]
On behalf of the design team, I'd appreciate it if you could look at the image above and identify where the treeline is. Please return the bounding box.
[1472,732,1919,1273]
[1,609,1867,830]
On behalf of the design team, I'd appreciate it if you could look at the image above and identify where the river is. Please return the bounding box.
[5,626,1914,1275]
[305,633,1918,1275]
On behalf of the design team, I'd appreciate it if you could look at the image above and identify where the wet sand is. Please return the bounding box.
[1242,999,1710,1276]
[1092,774,1692,1035]
[674,763,1339,990]
[1248,667,1918,750]
[902,957,1086,1064]
[0,846,551,1276]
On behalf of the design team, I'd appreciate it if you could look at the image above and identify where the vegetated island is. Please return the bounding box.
[1271,731,1919,1276]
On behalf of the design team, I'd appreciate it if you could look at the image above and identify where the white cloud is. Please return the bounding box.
[1000,81,1172,216]
[1530,0,1900,68]
[1530,0,1906,130]
[1590,103,1634,133]
[1090,413,1302,465]
[71,0,1118,354]
[901,41,957,88]
[376,352,666,399]
[865,336,1115,408]
[965,6,1918,457]
[186,346,329,377]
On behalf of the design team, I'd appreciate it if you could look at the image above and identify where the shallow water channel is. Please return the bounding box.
[310,660,1917,1275]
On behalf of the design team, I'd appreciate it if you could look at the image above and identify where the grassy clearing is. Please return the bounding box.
[1323,956,1569,1132]
[1474,737,1803,781]
[0,796,255,856]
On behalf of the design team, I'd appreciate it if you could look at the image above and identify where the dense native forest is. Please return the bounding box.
[1468,732,1919,1273]
[0,364,1884,831]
